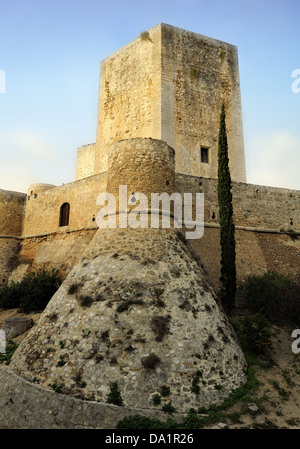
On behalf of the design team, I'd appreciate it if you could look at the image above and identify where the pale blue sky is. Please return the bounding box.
[0,0,299,192]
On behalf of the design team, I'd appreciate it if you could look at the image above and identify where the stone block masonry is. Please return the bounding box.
[8,139,247,419]
[0,189,26,283]
[0,365,187,429]
[93,23,246,182]
[9,227,247,414]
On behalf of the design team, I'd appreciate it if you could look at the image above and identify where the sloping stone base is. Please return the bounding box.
[9,227,247,414]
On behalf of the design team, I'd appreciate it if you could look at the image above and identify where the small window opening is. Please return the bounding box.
[200,147,209,164]
[59,202,70,227]
[166,180,169,186]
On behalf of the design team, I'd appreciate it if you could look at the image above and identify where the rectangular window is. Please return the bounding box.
[200,147,209,163]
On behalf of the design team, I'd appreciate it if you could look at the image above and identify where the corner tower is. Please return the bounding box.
[93,23,246,183]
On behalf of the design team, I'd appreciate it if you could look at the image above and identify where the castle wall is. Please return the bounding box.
[12,229,97,282]
[107,138,175,200]
[92,24,246,183]
[176,174,300,287]
[75,143,96,181]
[0,365,187,429]
[5,175,106,282]
[0,189,26,283]
[0,189,26,236]
[2,139,299,290]
[94,25,162,174]
[189,227,300,290]
[22,173,106,236]
[160,24,246,182]
[176,175,299,231]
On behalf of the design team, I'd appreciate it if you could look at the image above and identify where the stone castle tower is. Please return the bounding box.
[76,23,246,183]
[0,24,299,428]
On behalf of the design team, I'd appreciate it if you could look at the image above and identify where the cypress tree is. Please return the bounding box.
[217,102,236,313]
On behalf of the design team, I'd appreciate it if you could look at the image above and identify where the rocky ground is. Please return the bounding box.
[0,308,299,429]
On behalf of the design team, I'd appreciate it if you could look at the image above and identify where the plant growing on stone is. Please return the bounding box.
[116,298,144,313]
[150,315,170,342]
[154,288,165,307]
[51,382,64,394]
[152,394,161,405]
[217,102,236,313]
[142,353,161,370]
[107,381,124,406]
[162,401,175,414]
[68,282,82,295]
[56,355,67,367]
[191,371,202,395]
[140,31,153,42]
[79,295,94,307]
[161,385,171,397]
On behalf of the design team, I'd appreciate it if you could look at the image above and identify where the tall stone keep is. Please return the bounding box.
[83,23,246,183]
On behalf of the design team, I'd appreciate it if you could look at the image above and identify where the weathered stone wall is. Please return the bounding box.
[189,227,300,290]
[0,189,26,282]
[94,25,162,174]
[22,173,106,236]
[160,24,246,182]
[92,23,246,182]
[9,229,97,282]
[176,174,299,231]
[75,143,96,181]
[107,138,175,200]
[9,226,247,414]
[0,237,21,284]
[2,139,298,287]
[0,365,186,429]
[9,139,247,416]
[0,189,26,236]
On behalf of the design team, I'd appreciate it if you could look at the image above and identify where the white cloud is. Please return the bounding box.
[246,131,300,190]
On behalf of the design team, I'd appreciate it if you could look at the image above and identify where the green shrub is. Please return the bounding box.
[242,313,272,353]
[0,268,61,312]
[242,271,300,325]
